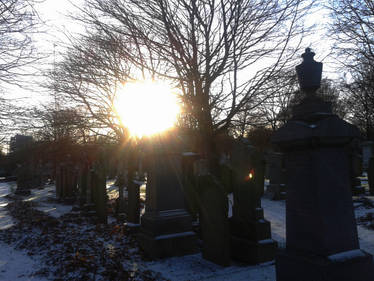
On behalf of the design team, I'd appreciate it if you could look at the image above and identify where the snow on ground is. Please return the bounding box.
[0,179,374,281]
[23,185,72,218]
[0,182,16,230]
[142,255,275,281]
[0,241,48,281]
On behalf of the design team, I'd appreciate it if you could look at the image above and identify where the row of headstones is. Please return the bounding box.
[15,163,45,196]
[133,143,277,266]
[55,162,107,223]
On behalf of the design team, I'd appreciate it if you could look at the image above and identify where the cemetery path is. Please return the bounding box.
[0,181,16,230]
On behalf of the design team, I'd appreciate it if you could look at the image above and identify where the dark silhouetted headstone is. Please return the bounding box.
[272,48,374,281]
[265,152,286,200]
[138,134,197,259]
[362,141,374,171]
[195,159,231,267]
[230,143,277,264]
[91,163,107,224]
[351,152,365,195]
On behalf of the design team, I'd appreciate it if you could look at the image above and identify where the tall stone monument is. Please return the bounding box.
[138,133,198,259]
[272,48,374,281]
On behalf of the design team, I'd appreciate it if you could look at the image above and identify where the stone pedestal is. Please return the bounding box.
[272,100,374,281]
[230,144,277,264]
[138,135,198,259]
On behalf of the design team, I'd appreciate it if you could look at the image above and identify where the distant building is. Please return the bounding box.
[9,134,33,153]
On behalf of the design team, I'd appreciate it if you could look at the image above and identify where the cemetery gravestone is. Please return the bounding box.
[272,48,374,281]
[78,164,89,206]
[91,163,108,224]
[362,141,374,171]
[138,134,197,259]
[351,150,365,195]
[181,152,201,220]
[195,159,231,267]
[126,148,141,225]
[265,152,286,200]
[230,143,277,264]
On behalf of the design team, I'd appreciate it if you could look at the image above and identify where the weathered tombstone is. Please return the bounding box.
[181,152,200,220]
[230,143,277,264]
[78,164,89,205]
[351,151,365,195]
[272,48,374,281]
[15,164,32,196]
[138,134,198,259]
[265,152,286,200]
[362,141,374,171]
[127,172,140,225]
[91,162,108,224]
[369,157,374,195]
[125,145,141,228]
[195,159,231,266]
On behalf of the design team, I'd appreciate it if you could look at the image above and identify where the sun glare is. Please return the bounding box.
[115,80,180,137]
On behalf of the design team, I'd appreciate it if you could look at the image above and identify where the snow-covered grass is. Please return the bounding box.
[0,241,48,281]
[141,254,275,281]
[23,185,73,218]
[0,179,374,281]
[0,182,16,230]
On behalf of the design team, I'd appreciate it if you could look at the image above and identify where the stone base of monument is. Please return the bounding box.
[231,236,277,264]
[138,209,198,259]
[230,209,277,264]
[276,248,374,281]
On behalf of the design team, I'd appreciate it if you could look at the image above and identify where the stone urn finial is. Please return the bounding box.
[296,48,323,95]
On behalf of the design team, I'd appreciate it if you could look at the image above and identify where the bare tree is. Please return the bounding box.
[328,0,374,73]
[50,33,131,141]
[53,0,313,170]
[0,0,41,88]
[341,63,374,140]
[328,0,374,139]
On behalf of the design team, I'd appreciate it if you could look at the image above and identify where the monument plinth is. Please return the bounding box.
[272,48,374,281]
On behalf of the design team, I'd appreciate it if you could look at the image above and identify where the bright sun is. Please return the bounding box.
[115,80,181,137]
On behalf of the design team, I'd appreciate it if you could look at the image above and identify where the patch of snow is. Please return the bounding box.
[228,193,233,218]
[0,241,48,281]
[23,185,72,218]
[182,152,198,156]
[155,231,195,240]
[328,249,366,262]
[0,182,16,229]
[258,239,275,244]
[125,222,140,227]
[142,253,275,281]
